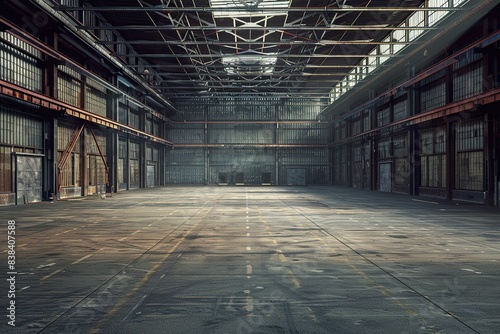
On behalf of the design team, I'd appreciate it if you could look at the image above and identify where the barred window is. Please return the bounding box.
[85,78,108,116]
[363,113,370,132]
[145,117,153,135]
[378,138,391,160]
[453,61,483,101]
[455,120,484,191]
[420,78,446,112]
[129,111,140,129]
[455,120,483,151]
[421,127,446,154]
[118,103,128,124]
[0,32,42,92]
[420,127,447,188]
[395,158,410,185]
[393,134,407,158]
[0,102,43,148]
[421,155,447,188]
[377,107,391,127]
[455,151,483,190]
[129,141,140,160]
[58,69,81,108]
[393,100,408,122]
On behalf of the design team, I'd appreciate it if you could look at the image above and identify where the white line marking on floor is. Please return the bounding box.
[41,268,64,281]
[247,264,252,275]
[412,199,439,205]
[247,247,251,251]
[72,254,93,265]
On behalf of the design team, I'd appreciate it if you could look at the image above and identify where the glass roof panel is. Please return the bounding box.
[209,0,291,18]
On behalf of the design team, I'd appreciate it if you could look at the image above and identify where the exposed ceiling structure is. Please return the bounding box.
[50,0,464,102]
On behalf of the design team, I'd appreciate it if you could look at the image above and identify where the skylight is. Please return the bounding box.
[210,0,291,18]
[222,53,277,75]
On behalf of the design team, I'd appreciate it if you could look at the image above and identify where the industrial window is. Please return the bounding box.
[393,100,408,121]
[129,111,140,129]
[118,103,128,124]
[377,107,391,127]
[421,127,446,154]
[57,124,81,187]
[392,25,407,54]
[453,61,483,101]
[152,122,160,137]
[117,139,128,188]
[421,127,447,188]
[0,32,42,92]
[363,113,371,132]
[394,158,409,186]
[58,66,82,108]
[86,128,106,187]
[393,134,408,186]
[351,119,361,136]
[85,129,106,155]
[456,120,483,151]
[455,120,484,191]
[87,128,107,187]
[378,138,391,160]
[456,151,483,191]
[118,140,127,159]
[421,155,447,188]
[327,0,463,104]
[129,141,140,160]
[145,117,152,135]
[428,0,450,26]
[352,145,363,188]
[393,134,408,158]
[333,146,347,185]
[0,102,43,148]
[85,78,108,117]
[420,77,446,112]
[129,142,140,189]
[408,10,425,41]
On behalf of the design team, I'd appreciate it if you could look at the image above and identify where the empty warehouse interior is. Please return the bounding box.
[1,0,500,333]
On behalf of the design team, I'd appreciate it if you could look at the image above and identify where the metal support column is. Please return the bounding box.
[484,113,495,205]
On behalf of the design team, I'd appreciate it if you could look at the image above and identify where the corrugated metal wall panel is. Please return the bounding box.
[277,123,328,144]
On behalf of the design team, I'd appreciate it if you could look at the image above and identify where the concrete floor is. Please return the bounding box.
[0,186,499,334]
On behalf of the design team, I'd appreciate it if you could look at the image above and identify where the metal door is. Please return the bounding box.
[14,154,43,204]
[379,162,392,192]
[146,165,155,188]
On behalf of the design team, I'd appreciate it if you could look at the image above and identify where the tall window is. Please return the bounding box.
[0,32,42,92]
[420,127,447,188]
[455,120,484,191]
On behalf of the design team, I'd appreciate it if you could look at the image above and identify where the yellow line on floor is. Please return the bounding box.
[91,220,201,333]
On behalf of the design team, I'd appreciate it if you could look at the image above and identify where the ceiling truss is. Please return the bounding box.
[48,0,468,100]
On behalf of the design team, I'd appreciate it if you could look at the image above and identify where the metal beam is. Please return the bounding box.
[153,72,352,77]
[55,6,463,13]
[96,40,412,46]
[76,24,438,31]
[123,64,383,69]
[113,53,399,58]
[154,78,342,84]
